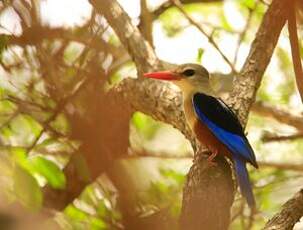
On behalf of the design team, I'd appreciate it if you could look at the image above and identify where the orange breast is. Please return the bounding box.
[193,120,231,158]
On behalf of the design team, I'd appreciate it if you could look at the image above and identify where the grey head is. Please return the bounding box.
[171,63,214,96]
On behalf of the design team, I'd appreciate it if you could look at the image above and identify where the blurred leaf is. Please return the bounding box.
[10,147,27,166]
[65,205,87,221]
[239,0,255,9]
[220,13,233,32]
[96,201,109,218]
[51,113,70,135]
[29,156,66,189]
[65,205,108,230]
[160,168,185,184]
[132,112,161,140]
[1,126,14,141]
[0,100,16,114]
[196,48,204,63]
[63,42,83,64]
[13,165,42,210]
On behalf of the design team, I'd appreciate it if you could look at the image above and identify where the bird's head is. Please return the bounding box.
[144,63,214,96]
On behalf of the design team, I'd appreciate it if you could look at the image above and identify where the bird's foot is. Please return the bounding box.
[206,158,218,167]
[206,151,218,167]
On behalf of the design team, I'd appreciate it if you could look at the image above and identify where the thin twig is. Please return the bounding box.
[262,132,303,142]
[25,75,94,153]
[233,5,256,65]
[259,161,303,172]
[251,101,303,131]
[171,0,236,73]
[127,152,303,172]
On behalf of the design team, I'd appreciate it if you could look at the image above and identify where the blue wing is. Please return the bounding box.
[192,93,258,168]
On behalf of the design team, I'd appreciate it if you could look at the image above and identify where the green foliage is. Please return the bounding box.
[51,113,71,136]
[29,156,66,189]
[132,112,161,140]
[13,165,42,211]
[239,0,256,9]
[61,182,121,230]
[108,61,135,85]
[143,167,185,218]
[196,48,204,63]
[65,205,108,230]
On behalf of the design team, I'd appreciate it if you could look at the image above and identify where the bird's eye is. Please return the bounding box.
[182,69,195,77]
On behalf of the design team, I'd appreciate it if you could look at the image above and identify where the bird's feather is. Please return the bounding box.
[234,157,256,207]
[192,93,258,168]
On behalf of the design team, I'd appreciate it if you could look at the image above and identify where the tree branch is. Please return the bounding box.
[288,0,303,103]
[261,132,303,143]
[89,0,162,74]
[251,101,303,131]
[263,189,303,230]
[5,26,124,59]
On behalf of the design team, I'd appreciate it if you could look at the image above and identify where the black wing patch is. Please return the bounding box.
[192,93,244,136]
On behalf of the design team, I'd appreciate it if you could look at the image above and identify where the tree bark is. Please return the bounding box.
[263,189,303,230]
[180,153,234,230]
[89,0,162,74]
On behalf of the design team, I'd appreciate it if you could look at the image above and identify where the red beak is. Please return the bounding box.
[143,71,181,81]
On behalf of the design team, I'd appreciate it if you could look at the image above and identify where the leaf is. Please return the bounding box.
[132,112,160,140]
[22,114,43,137]
[51,113,70,136]
[220,13,233,32]
[13,165,42,210]
[29,156,66,189]
[196,48,204,63]
[10,147,28,168]
[65,205,108,229]
[239,0,255,9]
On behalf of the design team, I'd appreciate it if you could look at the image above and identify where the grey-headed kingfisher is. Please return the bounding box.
[144,63,258,207]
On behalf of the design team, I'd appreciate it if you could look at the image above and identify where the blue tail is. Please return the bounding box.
[234,158,255,207]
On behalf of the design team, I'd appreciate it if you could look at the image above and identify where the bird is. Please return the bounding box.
[143,63,258,208]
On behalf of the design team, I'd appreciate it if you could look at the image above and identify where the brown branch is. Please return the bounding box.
[288,0,303,103]
[261,132,303,143]
[259,161,303,172]
[251,101,303,131]
[6,26,123,59]
[89,0,162,74]
[125,153,303,172]
[263,189,303,230]
[138,0,154,46]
